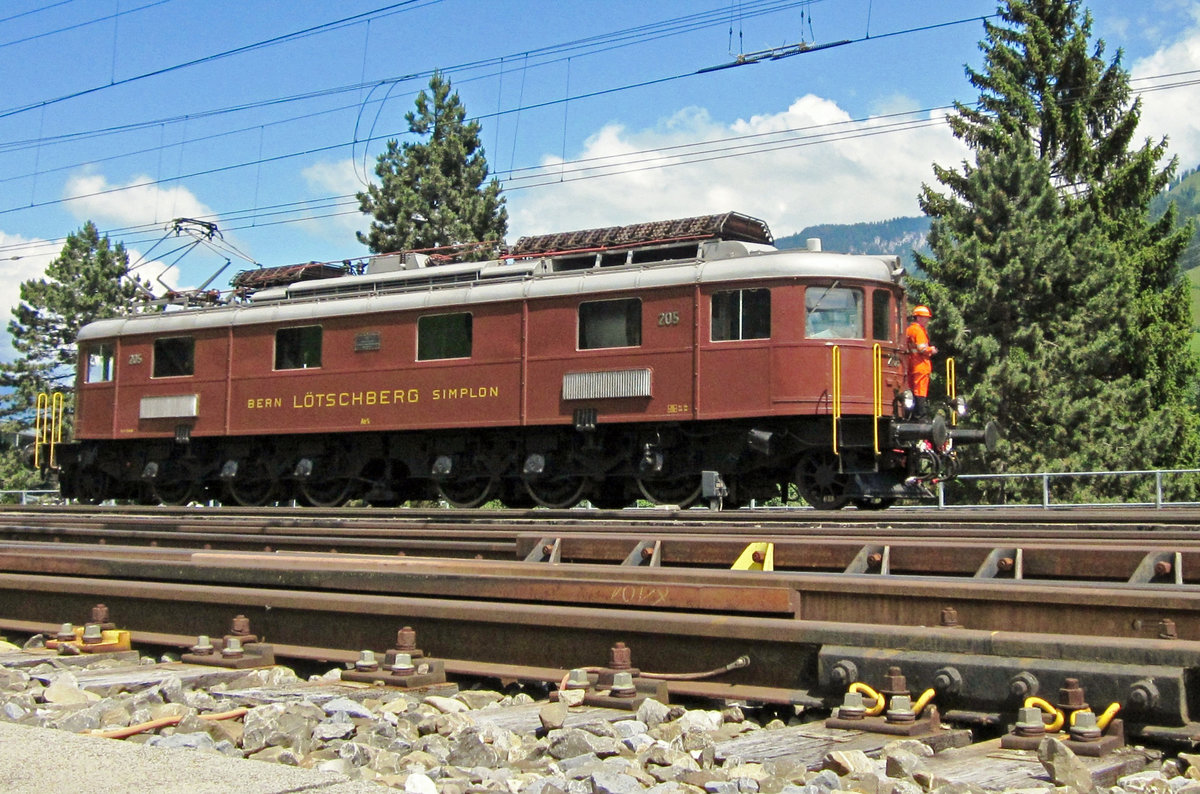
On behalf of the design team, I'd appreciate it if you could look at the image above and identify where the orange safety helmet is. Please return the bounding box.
[912,305,932,318]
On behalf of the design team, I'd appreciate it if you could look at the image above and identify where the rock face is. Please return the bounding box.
[0,654,1178,793]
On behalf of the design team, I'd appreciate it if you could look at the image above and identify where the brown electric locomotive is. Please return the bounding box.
[61,212,995,509]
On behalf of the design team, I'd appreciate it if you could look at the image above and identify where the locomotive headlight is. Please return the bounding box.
[899,390,915,412]
[952,396,969,418]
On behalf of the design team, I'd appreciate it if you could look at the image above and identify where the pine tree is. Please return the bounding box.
[0,221,144,430]
[357,72,507,258]
[918,0,1200,502]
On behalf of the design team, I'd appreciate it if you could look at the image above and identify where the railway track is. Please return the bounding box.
[0,505,1197,745]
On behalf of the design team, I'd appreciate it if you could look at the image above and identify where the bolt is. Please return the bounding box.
[610,671,637,698]
[1159,619,1178,640]
[609,642,632,670]
[997,557,1014,572]
[752,551,765,564]
[886,694,916,724]
[355,649,379,671]
[641,547,654,559]
[1009,672,1039,700]
[1128,678,1160,710]
[1069,710,1102,742]
[932,666,963,695]
[81,624,104,645]
[542,544,554,556]
[90,604,109,624]
[566,669,591,690]
[396,626,417,651]
[830,660,859,689]
[222,637,245,659]
[1014,706,1047,737]
[881,666,908,696]
[55,623,75,643]
[390,653,415,675]
[1058,678,1088,711]
[866,553,883,569]
[229,615,251,636]
[1155,560,1174,577]
[837,691,866,720]
[191,635,215,656]
[940,607,960,628]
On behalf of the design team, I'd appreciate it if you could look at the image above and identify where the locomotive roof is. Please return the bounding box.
[78,242,902,342]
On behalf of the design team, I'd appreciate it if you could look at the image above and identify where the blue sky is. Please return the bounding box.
[0,0,1198,357]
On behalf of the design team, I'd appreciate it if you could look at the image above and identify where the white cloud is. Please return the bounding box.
[301,159,369,243]
[1133,14,1200,170]
[63,171,215,228]
[0,231,58,362]
[506,95,966,240]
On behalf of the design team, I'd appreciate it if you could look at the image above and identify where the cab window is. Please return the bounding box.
[711,288,770,341]
[579,298,641,349]
[153,337,194,378]
[85,343,115,383]
[872,289,893,341]
[275,326,323,370]
[805,286,864,339]
[418,313,472,360]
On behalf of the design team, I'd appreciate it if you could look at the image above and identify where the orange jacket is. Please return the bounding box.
[906,321,933,376]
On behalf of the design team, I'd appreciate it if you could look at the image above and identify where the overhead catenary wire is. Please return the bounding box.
[0,7,1194,263]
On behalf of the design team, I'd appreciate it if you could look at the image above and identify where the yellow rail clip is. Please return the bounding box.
[732,542,774,571]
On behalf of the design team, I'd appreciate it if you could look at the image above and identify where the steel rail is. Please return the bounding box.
[7,503,1200,528]
[0,561,1194,738]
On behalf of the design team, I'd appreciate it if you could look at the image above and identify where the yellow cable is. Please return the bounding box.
[1024,696,1064,732]
[1096,703,1121,731]
[912,688,935,717]
[849,682,885,716]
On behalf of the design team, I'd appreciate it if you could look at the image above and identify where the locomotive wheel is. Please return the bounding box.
[636,475,702,508]
[852,496,895,511]
[795,452,851,510]
[74,468,112,505]
[436,475,498,509]
[298,477,356,508]
[224,460,280,507]
[152,459,204,505]
[152,478,202,506]
[523,475,587,509]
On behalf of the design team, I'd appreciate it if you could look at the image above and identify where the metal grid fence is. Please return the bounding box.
[936,469,1200,509]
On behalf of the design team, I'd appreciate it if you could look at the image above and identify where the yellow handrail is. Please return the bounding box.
[946,357,957,427]
[34,393,47,469]
[872,344,882,455]
[831,346,841,455]
[34,392,64,470]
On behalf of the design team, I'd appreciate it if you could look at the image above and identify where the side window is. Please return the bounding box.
[153,337,194,378]
[872,289,893,341]
[418,313,472,360]
[85,343,115,383]
[711,288,771,341]
[275,326,323,370]
[805,286,864,339]
[579,298,641,350]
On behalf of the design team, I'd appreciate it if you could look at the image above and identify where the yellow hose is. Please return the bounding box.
[1095,703,1121,731]
[850,682,886,716]
[912,688,935,717]
[1024,696,1064,732]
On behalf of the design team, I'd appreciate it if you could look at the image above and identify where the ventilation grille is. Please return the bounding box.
[562,369,652,401]
[140,394,199,419]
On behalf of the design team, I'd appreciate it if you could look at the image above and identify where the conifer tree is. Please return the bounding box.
[917,0,1200,501]
[0,221,143,428]
[357,72,507,258]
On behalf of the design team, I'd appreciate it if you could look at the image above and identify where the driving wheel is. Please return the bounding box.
[795,452,851,510]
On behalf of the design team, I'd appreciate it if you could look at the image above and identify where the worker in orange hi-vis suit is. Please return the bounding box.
[905,305,938,420]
